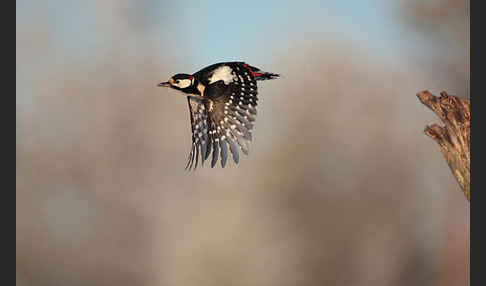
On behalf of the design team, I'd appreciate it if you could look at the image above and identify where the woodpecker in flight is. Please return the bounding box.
[158,61,279,170]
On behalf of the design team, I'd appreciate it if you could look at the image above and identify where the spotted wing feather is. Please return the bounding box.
[204,62,260,168]
[185,96,211,170]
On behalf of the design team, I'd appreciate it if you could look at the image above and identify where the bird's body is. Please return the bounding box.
[158,61,279,170]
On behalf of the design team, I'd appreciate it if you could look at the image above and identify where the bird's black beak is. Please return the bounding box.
[157,81,170,87]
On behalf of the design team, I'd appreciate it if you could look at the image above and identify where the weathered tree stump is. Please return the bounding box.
[417,91,470,201]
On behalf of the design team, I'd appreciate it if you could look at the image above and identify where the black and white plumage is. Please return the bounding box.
[158,61,279,170]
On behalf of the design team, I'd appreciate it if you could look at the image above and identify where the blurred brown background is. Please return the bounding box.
[17,0,469,285]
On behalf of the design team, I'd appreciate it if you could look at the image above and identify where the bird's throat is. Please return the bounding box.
[197,83,205,96]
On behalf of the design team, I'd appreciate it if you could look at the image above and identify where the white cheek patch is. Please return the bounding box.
[176,79,192,88]
[209,66,236,85]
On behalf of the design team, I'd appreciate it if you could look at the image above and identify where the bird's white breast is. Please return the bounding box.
[209,66,236,85]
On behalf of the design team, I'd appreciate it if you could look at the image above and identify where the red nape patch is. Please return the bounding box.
[188,75,193,79]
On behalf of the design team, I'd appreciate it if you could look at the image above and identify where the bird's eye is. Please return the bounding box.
[175,80,180,84]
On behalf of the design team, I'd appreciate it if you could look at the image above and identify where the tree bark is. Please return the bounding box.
[416,91,470,201]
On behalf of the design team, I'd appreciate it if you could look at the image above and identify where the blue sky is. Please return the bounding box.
[17,0,405,67]
[167,0,403,64]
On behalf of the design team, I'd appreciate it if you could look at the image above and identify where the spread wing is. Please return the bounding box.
[204,63,259,168]
[185,96,211,170]
[185,62,260,170]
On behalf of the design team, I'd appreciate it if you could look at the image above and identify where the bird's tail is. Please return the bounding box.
[242,63,280,81]
[254,72,280,81]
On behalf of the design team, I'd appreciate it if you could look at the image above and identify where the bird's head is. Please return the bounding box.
[158,73,195,93]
